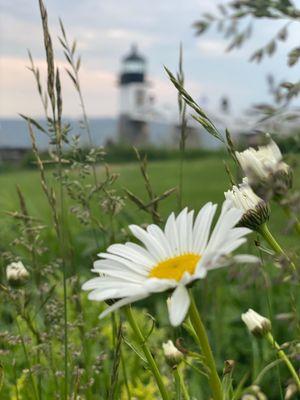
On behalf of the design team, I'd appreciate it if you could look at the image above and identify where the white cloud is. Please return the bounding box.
[196,39,226,57]
[1,0,300,118]
[0,56,117,117]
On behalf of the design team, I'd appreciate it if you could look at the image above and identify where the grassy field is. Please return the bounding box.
[0,155,299,399]
[0,155,298,246]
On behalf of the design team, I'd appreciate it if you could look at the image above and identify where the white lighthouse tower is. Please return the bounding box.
[118,45,151,146]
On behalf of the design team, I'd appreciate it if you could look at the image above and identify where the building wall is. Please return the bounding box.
[118,115,149,146]
[119,83,149,121]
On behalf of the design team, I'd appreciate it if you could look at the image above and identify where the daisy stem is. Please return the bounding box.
[188,290,223,400]
[173,367,190,400]
[266,332,300,391]
[124,306,170,400]
[258,223,296,272]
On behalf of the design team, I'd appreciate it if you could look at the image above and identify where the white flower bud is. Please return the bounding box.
[242,309,271,338]
[225,178,269,230]
[162,340,183,367]
[6,261,29,286]
[236,138,292,199]
[285,382,298,399]
[242,385,267,400]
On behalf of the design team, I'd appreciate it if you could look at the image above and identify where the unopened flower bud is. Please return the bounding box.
[225,178,270,230]
[236,138,292,200]
[285,382,298,399]
[223,359,235,375]
[242,309,271,338]
[6,261,29,286]
[241,385,267,400]
[162,340,184,368]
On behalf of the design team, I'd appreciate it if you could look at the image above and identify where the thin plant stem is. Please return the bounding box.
[188,290,223,400]
[59,21,98,185]
[282,205,300,235]
[266,332,300,390]
[177,44,186,211]
[37,1,69,396]
[12,361,20,400]
[257,246,284,398]
[16,317,39,400]
[124,306,170,400]
[55,118,69,400]
[174,367,181,400]
[258,223,296,272]
[294,217,300,235]
[178,105,187,211]
[120,344,131,400]
[253,358,284,385]
[173,367,190,400]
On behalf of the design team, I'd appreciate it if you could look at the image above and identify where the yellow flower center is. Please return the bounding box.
[149,253,201,281]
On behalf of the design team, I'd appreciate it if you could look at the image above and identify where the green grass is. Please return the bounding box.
[1,155,298,246]
[0,155,299,399]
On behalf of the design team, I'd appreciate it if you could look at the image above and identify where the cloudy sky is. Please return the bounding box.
[1,0,300,119]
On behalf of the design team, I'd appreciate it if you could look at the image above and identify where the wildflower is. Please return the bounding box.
[241,309,271,338]
[83,201,256,326]
[6,261,29,286]
[162,340,184,367]
[236,138,292,199]
[241,385,267,400]
[225,178,269,230]
[285,382,298,399]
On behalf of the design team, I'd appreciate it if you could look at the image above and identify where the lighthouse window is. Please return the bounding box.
[136,89,145,106]
[123,61,144,73]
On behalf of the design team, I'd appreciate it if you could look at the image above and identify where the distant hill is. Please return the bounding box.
[0,117,222,149]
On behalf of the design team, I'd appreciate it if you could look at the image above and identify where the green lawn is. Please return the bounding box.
[0,155,299,399]
[0,155,298,247]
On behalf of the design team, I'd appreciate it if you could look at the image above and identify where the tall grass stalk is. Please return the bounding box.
[177,44,187,210]
[58,19,98,186]
[16,317,39,400]
[282,205,300,235]
[266,332,300,390]
[258,223,297,272]
[38,1,69,397]
[258,248,284,398]
[188,290,223,400]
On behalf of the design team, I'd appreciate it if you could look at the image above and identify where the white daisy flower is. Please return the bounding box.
[236,139,292,197]
[225,178,269,230]
[83,201,256,326]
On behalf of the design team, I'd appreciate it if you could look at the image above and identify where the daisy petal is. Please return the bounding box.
[167,285,190,327]
[192,202,217,253]
[233,254,260,264]
[99,294,148,319]
[164,212,180,254]
[129,225,168,261]
[144,278,176,293]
